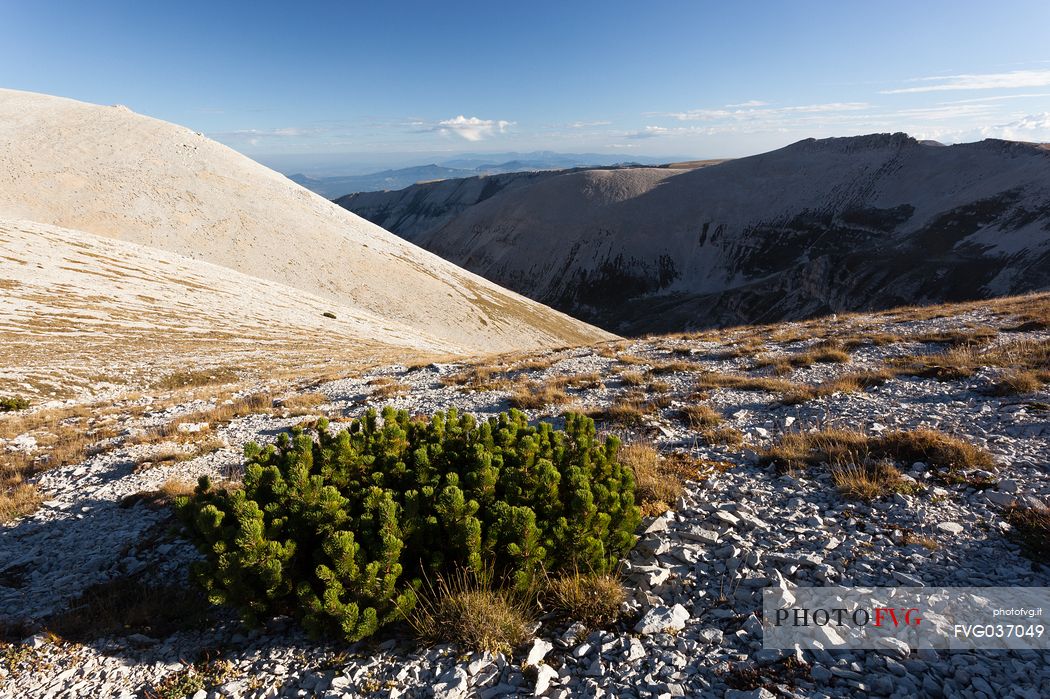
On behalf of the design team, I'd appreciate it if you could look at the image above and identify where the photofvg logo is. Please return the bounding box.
[762,587,1050,650]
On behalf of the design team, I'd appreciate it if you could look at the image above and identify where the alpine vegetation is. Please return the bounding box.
[176,408,640,641]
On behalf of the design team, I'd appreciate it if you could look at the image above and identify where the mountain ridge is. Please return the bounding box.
[338,133,1050,334]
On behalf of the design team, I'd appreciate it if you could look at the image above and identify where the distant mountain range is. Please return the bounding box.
[338,134,1050,334]
[286,152,680,198]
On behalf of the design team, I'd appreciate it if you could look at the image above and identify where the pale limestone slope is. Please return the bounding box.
[0,217,449,398]
[0,89,611,356]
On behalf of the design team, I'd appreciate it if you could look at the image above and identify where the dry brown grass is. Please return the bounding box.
[278,392,328,415]
[616,354,651,366]
[779,368,898,405]
[545,571,625,627]
[1005,506,1050,563]
[620,442,685,515]
[158,477,197,500]
[840,332,905,349]
[694,371,796,394]
[752,346,851,375]
[589,393,660,427]
[647,359,696,376]
[909,328,998,347]
[990,370,1047,396]
[900,530,940,550]
[562,372,603,390]
[889,338,1049,383]
[680,404,722,428]
[369,377,409,399]
[182,392,272,426]
[830,462,912,500]
[508,380,568,410]
[700,426,745,448]
[619,370,646,387]
[763,428,994,473]
[152,366,241,390]
[647,379,671,393]
[441,364,510,390]
[407,569,534,655]
[0,483,43,523]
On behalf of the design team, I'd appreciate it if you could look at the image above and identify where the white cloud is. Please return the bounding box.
[725,100,768,108]
[568,120,613,128]
[626,126,672,139]
[881,69,1050,94]
[437,115,514,141]
[667,102,871,121]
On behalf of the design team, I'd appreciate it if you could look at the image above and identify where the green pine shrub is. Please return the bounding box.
[176,408,640,642]
[0,396,29,412]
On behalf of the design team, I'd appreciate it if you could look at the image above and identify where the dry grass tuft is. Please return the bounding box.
[648,360,696,376]
[694,371,796,394]
[990,370,1045,396]
[619,370,646,387]
[680,404,722,428]
[1005,506,1050,563]
[508,380,568,410]
[0,483,43,523]
[700,426,745,448]
[900,530,940,550]
[545,571,625,627]
[763,428,993,473]
[153,367,240,390]
[408,569,534,655]
[369,377,409,399]
[562,372,603,390]
[830,462,912,500]
[278,392,328,415]
[158,478,198,501]
[441,365,510,391]
[589,393,661,427]
[620,442,687,515]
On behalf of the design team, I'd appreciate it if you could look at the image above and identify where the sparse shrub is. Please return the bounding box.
[0,396,29,413]
[545,570,625,627]
[177,409,639,642]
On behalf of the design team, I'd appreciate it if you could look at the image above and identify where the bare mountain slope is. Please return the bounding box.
[0,217,448,399]
[339,134,1050,334]
[0,89,611,371]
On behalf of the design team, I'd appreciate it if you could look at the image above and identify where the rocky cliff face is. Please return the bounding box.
[339,134,1050,334]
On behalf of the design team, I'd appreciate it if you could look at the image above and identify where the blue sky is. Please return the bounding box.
[4,0,1050,170]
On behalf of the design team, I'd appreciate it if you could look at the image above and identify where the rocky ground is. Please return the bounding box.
[1,299,1048,698]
